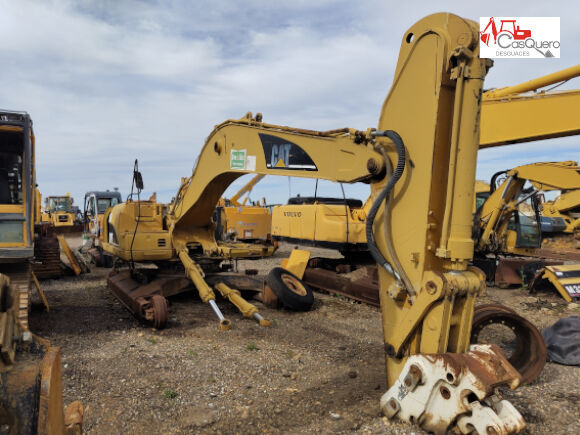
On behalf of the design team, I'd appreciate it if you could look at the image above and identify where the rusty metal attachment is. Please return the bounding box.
[471,304,547,384]
[380,344,525,434]
[107,269,180,329]
[494,257,562,288]
[107,267,266,329]
[302,262,380,306]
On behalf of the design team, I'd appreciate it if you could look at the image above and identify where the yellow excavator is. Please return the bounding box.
[0,110,82,433]
[473,161,580,295]
[100,13,532,433]
[476,161,580,258]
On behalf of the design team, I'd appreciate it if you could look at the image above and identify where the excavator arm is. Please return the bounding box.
[481,64,580,148]
[104,13,527,433]
[163,13,525,433]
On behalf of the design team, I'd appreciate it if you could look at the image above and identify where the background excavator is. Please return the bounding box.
[0,110,82,433]
[81,189,123,267]
[475,161,580,259]
[214,174,275,246]
[83,189,122,240]
[272,193,369,255]
[100,13,529,434]
[473,161,580,297]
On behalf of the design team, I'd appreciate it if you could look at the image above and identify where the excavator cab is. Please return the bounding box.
[509,192,542,248]
[0,114,32,254]
[83,190,122,238]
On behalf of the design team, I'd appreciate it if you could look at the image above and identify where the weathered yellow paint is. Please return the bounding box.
[56,235,81,276]
[539,264,580,303]
[283,249,311,279]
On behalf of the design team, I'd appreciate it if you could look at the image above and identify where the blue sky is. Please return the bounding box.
[1,0,578,208]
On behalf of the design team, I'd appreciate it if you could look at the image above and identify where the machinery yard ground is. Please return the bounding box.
[30,240,580,434]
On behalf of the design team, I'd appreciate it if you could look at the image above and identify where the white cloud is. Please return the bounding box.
[1,0,579,208]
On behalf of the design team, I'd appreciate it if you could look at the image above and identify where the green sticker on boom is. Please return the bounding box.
[231,149,246,169]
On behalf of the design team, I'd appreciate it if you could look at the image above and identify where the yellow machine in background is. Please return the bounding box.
[215,174,273,242]
[101,14,529,433]
[273,179,489,251]
[475,161,580,256]
[0,110,82,433]
[541,188,580,235]
[480,64,580,148]
[474,161,580,291]
[41,193,77,227]
[272,195,369,253]
[83,189,123,241]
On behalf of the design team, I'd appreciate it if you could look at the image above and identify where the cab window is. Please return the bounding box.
[0,132,24,205]
[97,198,113,214]
[514,196,541,248]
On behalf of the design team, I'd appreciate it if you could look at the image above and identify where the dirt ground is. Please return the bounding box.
[29,240,580,434]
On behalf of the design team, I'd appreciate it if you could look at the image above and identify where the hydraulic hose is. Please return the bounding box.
[129,160,142,270]
[379,146,414,295]
[365,130,410,294]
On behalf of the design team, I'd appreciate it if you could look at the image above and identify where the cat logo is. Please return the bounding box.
[259,133,317,171]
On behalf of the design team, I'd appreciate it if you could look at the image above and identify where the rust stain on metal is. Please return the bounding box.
[424,344,521,394]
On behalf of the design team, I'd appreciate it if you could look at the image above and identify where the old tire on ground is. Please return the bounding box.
[471,303,547,384]
[266,267,314,311]
[151,294,168,329]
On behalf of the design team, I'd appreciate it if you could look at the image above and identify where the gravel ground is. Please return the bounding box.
[29,240,580,434]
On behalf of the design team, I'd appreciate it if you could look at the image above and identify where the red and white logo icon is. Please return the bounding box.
[480,17,560,59]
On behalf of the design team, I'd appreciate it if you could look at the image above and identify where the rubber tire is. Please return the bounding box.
[266,267,314,311]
